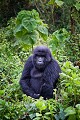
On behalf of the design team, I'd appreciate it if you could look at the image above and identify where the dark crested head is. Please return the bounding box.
[33,46,50,53]
[33,46,52,70]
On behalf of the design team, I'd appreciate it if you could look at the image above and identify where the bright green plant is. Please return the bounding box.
[57,61,80,119]
[24,98,66,120]
[14,9,48,49]
[59,61,80,106]
[49,28,70,50]
[49,28,70,61]
[65,34,80,62]
[64,105,80,120]
[48,0,64,7]
[0,39,26,119]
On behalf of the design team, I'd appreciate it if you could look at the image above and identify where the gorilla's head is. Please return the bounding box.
[32,46,52,70]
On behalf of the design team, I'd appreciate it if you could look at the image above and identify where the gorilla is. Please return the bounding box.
[19,46,61,99]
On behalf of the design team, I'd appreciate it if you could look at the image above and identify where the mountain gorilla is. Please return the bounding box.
[19,46,61,99]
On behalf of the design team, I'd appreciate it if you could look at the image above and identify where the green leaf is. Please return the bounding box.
[40,33,48,41]
[48,0,55,5]
[31,9,40,19]
[0,90,4,95]
[4,115,10,119]
[0,99,6,105]
[59,108,65,120]
[68,114,76,120]
[14,9,48,45]
[65,61,70,68]
[44,115,51,120]
[64,107,76,116]
[22,18,37,32]
[16,10,28,24]
[35,100,47,111]
[36,113,42,117]
[55,0,64,7]
[45,112,51,115]
[33,117,41,120]
[76,104,80,110]
[38,25,48,35]
[14,24,22,33]
[16,30,38,45]
[74,3,80,11]
[29,113,36,119]
[30,31,39,43]
[14,26,27,38]
[63,0,75,5]
[54,114,60,120]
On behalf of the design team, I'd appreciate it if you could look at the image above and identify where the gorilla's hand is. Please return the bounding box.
[31,93,40,99]
[41,83,53,99]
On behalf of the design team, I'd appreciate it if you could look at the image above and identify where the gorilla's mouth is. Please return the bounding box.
[37,61,44,65]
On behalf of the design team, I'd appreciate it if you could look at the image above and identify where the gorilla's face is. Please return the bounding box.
[36,56,45,65]
[32,46,52,70]
[34,54,46,69]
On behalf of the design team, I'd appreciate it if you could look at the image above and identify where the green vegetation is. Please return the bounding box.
[14,10,48,49]
[0,1,80,120]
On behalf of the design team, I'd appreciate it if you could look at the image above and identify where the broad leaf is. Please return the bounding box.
[38,25,48,35]
[48,0,55,5]
[14,27,27,38]
[35,100,47,111]
[16,10,28,24]
[55,0,64,7]
[64,107,76,116]
[76,104,80,109]
[30,31,39,43]
[22,18,37,32]
[74,2,80,11]
[14,25,22,33]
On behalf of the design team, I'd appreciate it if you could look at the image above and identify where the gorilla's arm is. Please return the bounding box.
[19,56,40,99]
[41,59,61,99]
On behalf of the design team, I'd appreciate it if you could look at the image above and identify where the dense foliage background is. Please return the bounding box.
[0,0,80,120]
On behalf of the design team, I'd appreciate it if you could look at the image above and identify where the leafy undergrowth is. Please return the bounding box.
[0,40,80,120]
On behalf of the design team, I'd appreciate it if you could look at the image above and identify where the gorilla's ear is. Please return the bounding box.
[46,52,52,62]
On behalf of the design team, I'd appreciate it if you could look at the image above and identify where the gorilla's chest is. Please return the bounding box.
[30,68,43,78]
[30,68,44,93]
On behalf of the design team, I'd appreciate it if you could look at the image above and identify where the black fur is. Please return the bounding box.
[19,46,61,99]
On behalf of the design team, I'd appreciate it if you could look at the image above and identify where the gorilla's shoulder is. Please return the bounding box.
[24,55,33,68]
[52,58,59,64]
[27,55,33,60]
[25,55,33,63]
[46,57,61,71]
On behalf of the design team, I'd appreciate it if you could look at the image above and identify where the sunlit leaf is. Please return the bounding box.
[74,2,80,11]
[48,0,55,5]
[64,107,76,116]
[55,0,64,7]
[36,113,42,117]
[22,18,37,32]
[76,104,80,109]
[38,25,48,35]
